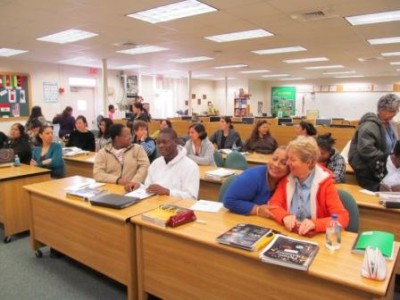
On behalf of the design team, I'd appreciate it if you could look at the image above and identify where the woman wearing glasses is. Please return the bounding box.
[268,136,349,236]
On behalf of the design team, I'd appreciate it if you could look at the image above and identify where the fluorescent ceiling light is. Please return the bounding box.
[323,70,355,75]
[192,73,212,77]
[305,65,344,70]
[280,77,305,80]
[205,29,273,43]
[37,29,98,44]
[252,46,306,55]
[368,36,400,45]
[170,56,213,63]
[261,74,289,78]
[335,75,365,78]
[0,48,28,57]
[114,64,146,70]
[213,64,248,69]
[283,57,328,64]
[214,77,236,80]
[58,57,99,67]
[240,70,270,74]
[381,52,400,57]
[345,10,400,25]
[117,46,169,55]
[390,61,400,65]
[127,0,217,24]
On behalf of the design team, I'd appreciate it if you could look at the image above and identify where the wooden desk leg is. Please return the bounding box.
[127,223,138,300]
[136,225,146,300]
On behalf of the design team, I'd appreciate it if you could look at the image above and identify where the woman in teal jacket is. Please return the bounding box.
[31,125,64,178]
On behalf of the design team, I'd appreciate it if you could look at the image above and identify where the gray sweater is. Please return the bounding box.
[185,138,216,166]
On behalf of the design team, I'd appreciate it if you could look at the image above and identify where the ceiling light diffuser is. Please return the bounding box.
[368,36,400,45]
[240,70,270,74]
[213,64,248,69]
[117,46,169,55]
[170,56,213,63]
[0,48,28,57]
[283,57,328,64]
[305,65,344,70]
[252,46,306,55]
[37,29,98,44]
[381,52,400,57]
[205,29,273,43]
[127,0,217,24]
[345,10,400,25]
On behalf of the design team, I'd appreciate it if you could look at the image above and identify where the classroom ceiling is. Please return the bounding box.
[1,0,400,81]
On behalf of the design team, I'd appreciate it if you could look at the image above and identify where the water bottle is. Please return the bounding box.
[232,142,239,152]
[14,154,20,166]
[325,214,341,250]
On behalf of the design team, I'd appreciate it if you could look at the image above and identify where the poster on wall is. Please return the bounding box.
[43,81,59,103]
[271,87,296,117]
[126,75,138,98]
[0,73,30,117]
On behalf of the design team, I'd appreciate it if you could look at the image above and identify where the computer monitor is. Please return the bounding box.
[278,117,293,125]
[242,117,254,124]
[315,119,331,126]
[125,112,133,119]
[209,116,221,122]
[181,116,192,121]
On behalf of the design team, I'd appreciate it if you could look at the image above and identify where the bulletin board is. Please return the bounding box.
[0,72,30,118]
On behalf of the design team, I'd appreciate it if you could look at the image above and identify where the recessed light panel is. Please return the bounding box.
[252,46,306,55]
[170,56,213,63]
[368,36,400,45]
[261,74,289,78]
[0,48,28,57]
[345,10,400,25]
[213,64,248,69]
[283,57,328,64]
[205,29,273,43]
[240,70,270,74]
[37,29,98,44]
[381,52,400,57]
[117,46,169,55]
[114,64,146,70]
[305,65,344,70]
[127,0,217,24]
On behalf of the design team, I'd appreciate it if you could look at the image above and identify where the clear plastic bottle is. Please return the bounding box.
[325,214,341,250]
[14,154,20,166]
[232,143,239,152]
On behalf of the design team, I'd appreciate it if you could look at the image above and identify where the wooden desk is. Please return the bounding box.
[199,166,242,201]
[0,164,51,243]
[63,152,96,178]
[24,176,179,300]
[337,183,400,241]
[132,199,398,300]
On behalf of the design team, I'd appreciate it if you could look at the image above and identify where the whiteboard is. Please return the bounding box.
[295,92,400,120]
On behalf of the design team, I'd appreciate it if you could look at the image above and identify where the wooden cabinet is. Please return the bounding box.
[234,96,250,116]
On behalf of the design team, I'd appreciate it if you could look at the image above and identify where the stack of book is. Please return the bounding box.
[204,168,236,181]
[66,186,107,201]
[62,147,89,157]
[378,192,400,208]
[141,204,196,228]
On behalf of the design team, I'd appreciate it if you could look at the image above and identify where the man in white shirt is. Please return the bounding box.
[381,140,400,191]
[145,128,199,200]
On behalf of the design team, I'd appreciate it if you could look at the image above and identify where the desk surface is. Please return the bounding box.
[131,199,398,298]
[63,152,96,163]
[24,176,178,222]
[0,164,50,180]
[199,165,243,183]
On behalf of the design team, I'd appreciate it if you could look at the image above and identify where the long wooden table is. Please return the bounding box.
[199,166,242,201]
[63,152,96,177]
[337,183,400,241]
[0,164,51,243]
[132,199,399,300]
[23,176,179,300]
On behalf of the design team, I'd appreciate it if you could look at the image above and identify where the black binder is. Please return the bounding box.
[90,193,141,209]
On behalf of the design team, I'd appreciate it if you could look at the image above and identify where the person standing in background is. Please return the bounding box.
[131,102,151,122]
[25,106,47,130]
[108,104,116,120]
[348,93,400,191]
[52,106,75,139]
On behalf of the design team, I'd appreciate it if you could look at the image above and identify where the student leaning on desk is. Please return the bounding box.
[93,124,149,191]
[268,136,349,236]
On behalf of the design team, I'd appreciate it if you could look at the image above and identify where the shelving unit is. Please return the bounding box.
[234,96,250,117]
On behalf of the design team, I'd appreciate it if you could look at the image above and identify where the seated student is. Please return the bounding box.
[268,136,349,236]
[94,124,149,189]
[131,102,151,122]
[294,121,317,137]
[185,123,215,166]
[223,146,289,215]
[380,140,400,192]
[316,133,346,183]
[132,120,157,162]
[26,119,42,148]
[209,116,242,150]
[96,117,113,151]
[138,128,199,199]
[66,115,95,151]
[150,119,172,140]
[242,120,277,154]
[7,123,32,164]
[31,125,64,178]
[0,131,8,148]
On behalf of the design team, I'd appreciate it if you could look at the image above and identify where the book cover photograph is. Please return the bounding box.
[260,235,319,271]
[141,203,196,228]
[216,223,273,251]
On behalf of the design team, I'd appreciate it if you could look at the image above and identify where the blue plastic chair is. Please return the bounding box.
[213,150,224,167]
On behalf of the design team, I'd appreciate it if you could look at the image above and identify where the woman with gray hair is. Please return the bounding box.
[349,93,400,191]
[268,136,349,236]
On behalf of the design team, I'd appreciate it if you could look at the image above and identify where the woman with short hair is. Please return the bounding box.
[268,136,349,236]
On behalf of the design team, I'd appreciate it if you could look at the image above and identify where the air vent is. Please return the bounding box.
[291,8,338,22]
